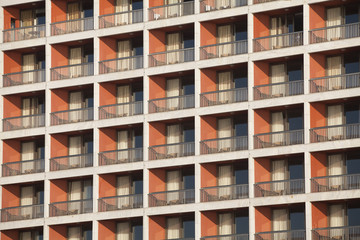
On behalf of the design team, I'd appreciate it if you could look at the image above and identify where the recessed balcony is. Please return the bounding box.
[254,80,304,100]
[98,148,143,166]
[49,199,93,217]
[149,95,194,113]
[51,17,94,35]
[148,189,195,207]
[99,9,143,28]
[311,174,360,192]
[199,0,247,13]
[253,32,303,52]
[3,69,45,87]
[310,22,360,44]
[148,1,194,21]
[99,101,143,119]
[98,194,143,211]
[149,48,194,67]
[312,226,360,240]
[310,123,360,143]
[200,184,248,202]
[50,62,94,81]
[2,159,44,177]
[254,179,305,197]
[99,56,143,74]
[254,130,304,149]
[200,40,248,60]
[200,136,248,154]
[1,204,44,222]
[3,114,45,131]
[149,142,195,160]
[3,25,45,43]
[310,72,360,93]
[200,87,248,107]
[50,153,93,171]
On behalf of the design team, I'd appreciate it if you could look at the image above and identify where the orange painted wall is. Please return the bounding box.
[3,7,20,30]
[254,13,269,38]
[51,134,69,158]
[50,179,67,203]
[201,164,217,188]
[255,207,271,233]
[309,5,325,30]
[99,174,116,198]
[99,37,117,61]
[254,62,270,86]
[149,216,166,240]
[51,45,69,68]
[49,225,67,240]
[201,116,217,141]
[200,22,216,46]
[4,51,21,74]
[310,102,326,128]
[99,128,116,152]
[99,221,116,240]
[149,0,164,8]
[2,185,20,208]
[311,152,327,178]
[3,95,21,118]
[149,76,166,100]
[149,122,166,146]
[254,109,270,134]
[100,0,115,15]
[310,53,326,79]
[51,0,67,23]
[312,202,328,229]
[1,230,19,240]
[149,30,166,54]
[201,211,217,237]
[201,69,217,93]
[254,158,271,183]
[51,89,69,112]
[99,83,116,106]
[3,140,21,163]
[149,169,165,193]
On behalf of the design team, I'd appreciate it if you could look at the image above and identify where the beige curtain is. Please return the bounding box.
[117,222,131,240]
[329,204,345,238]
[68,226,81,240]
[21,10,33,38]
[167,170,181,203]
[270,17,284,48]
[117,130,129,161]
[22,97,38,128]
[216,0,230,9]
[20,232,32,240]
[328,154,344,188]
[218,71,232,103]
[167,32,181,64]
[327,105,343,140]
[327,7,342,41]
[273,209,288,240]
[20,186,33,218]
[167,217,181,239]
[117,40,132,70]
[218,165,232,198]
[69,91,83,122]
[69,47,82,78]
[22,54,36,83]
[218,118,232,151]
[167,124,181,156]
[69,180,82,212]
[272,159,287,193]
[68,2,81,32]
[219,213,233,235]
[21,141,35,173]
[167,0,180,18]
[271,64,286,96]
[271,112,285,145]
[117,85,131,116]
[327,56,342,90]
[218,25,233,56]
[166,78,180,110]
[69,136,82,167]
[115,0,132,25]
[117,176,131,208]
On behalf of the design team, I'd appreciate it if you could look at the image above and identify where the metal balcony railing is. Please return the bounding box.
[200,136,248,154]
[98,194,143,211]
[51,62,94,81]
[149,95,194,113]
[200,0,247,13]
[309,22,360,44]
[149,48,194,67]
[51,17,94,35]
[311,174,360,192]
[253,0,281,3]
[50,107,94,125]
[255,230,306,240]
[99,9,143,28]
[148,1,194,21]
[254,80,304,100]
[254,130,304,149]
[99,101,143,119]
[310,123,360,143]
[3,24,45,42]
[2,159,44,177]
[200,88,248,107]
[99,56,143,74]
[310,72,360,93]
[200,184,249,202]
[201,233,249,240]
[50,153,93,171]
[254,179,305,197]
[148,189,195,207]
[49,199,93,217]
[253,32,303,52]
[3,114,45,131]
[1,204,44,222]
[164,238,195,240]
[149,142,195,160]
[99,148,143,166]
[312,226,360,240]
[200,40,248,60]
[3,69,45,87]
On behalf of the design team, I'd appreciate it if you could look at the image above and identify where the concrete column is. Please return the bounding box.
[303,3,310,46]
[305,201,312,240]
[247,12,254,54]
[93,0,99,30]
[45,0,51,37]
[249,205,256,240]
[93,36,100,77]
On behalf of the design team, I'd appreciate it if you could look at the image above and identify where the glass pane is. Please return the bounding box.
[84,229,92,240]
[134,180,143,194]
[344,54,360,74]
[85,140,93,154]
[184,39,194,48]
[347,154,360,174]
[183,128,195,142]
[183,220,195,238]
[235,122,247,136]
[234,77,248,88]
[135,46,143,56]
[345,104,359,124]
[290,211,305,230]
[184,174,195,189]
[38,190,44,204]
[183,83,194,95]
[37,15,45,25]
[83,180,93,199]
[133,224,143,240]
[348,207,360,226]
[294,13,303,32]
[235,169,248,184]
[134,90,143,102]
[288,111,303,130]
[134,134,143,148]
[345,5,359,24]
[235,215,249,234]
[84,9,93,18]
[132,0,143,10]
[86,97,94,108]
[289,162,304,179]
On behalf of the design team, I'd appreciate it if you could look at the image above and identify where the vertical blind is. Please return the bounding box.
[69,47,82,77]
[117,85,131,116]
[272,159,287,192]
[328,154,344,188]
[20,186,34,218]
[117,130,129,161]
[68,226,81,240]
[69,136,82,166]
[218,118,232,151]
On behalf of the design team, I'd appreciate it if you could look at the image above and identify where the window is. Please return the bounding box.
[116,220,143,240]
[19,230,43,240]
[218,210,249,236]
[67,224,92,240]
[271,158,303,193]
[166,216,195,239]
[21,140,44,173]
[67,179,93,215]
[166,168,194,203]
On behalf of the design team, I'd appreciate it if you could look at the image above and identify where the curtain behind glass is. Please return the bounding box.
[327,56,342,90]
[117,85,131,116]
[68,2,81,32]
[22,54,36,83]
[218,24,232,56]
[167,170,181,203]
[329,204,345,238]
[328,154,344,188]
[327,105,343,139]
[69,181,82,213]
[22,97,38,128]
[69,47,82,78]
[21,10,33,38]
[21,141,35,173]
[117,40,132,70]
[69,91,83,122]
[69,136,82,167]
[218,118,232,151]
[271,64,286,96]
[273,209,288,240]
[167,217,181,239]
[216,0,230,9]
[167,32,181,64]
[20,186,34,218]
[115,0,132,25]
[219,213,233,235]
[20,232,32,240]
[218,165,232,198]
[117,130,129,161]
[270,17,284,48]
[68,226,81,240]
[166,78,180,110]
[327,7,342,41]
[218,71,232,103]
[167,124,181,156]
[167,0,180,18]
[271,112,285,144]
[272,159,287,193]
[117,176,131,208]
[117,222,131,240]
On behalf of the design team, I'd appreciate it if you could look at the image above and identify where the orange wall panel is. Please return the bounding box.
[201,211,217,237]
[99,128,116,152]
[201,69,217,93]
[149,122,166,146]
[51,89,69,112]
[254,158,271,183]
[254,14,269,38]
[255,207,271,232]
[4,51,21,74]
[3,7,20,30]
[309,5,325,30]
[2,185,20,208]
[3,140,21,163]
[201,163,217,188]
[3,95,21,118]
[149,169,165,193]
[254,109,270,134]
[50,179,67,203]
[200,22,216,46]
[99,221,116,240]
[254,62,269,86]
[1,230,19,240]
[99,174,116,198]
[312,202,328,229]
[311,152,327,178]
[52,45,69,68]
[51,134,68,158]
[100,0,115,15]
[201,116,217,141]
[310,53,326,79]
[310,102,326,128]
[149,76,166,100]
[149,30,166,54]
[99,83,116,106]
[49,225,67,240]
[149,216,166,240]
[99,37,117,61]
[149,0,164,8]
[51,0,67,23]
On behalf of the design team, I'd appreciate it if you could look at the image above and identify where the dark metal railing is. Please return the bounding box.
[50,153,93,171]
[3,24,45,42]
[51,62,94,80]
[98,148,143,166]
[3,69,45,87]
[200,184,248,202]
[254,179,305,197]
[1,204,44,222]
[254,80,304,100]
[49,199,93,217]
[148,189,195,207]
[99,101,143,119]
[2,159,44,177]
[312,226,360,240]
[149,142,195,160]
[255,230,306,240]
[149,48,194,67]
[310,72,360,93]
[98,194,143,211]
[201,233,249,240]
[200,136,248,154]
[200,88,248,107]
[3,114,45,131]
[200,0,247,12]
[99,9,143,28]
[254,130,304,149]
[148,95,194,113]
[50,107,94,125]
[309,22,360,44]
[311,173,360,192]
[148,1,194,21]
[253,32,303,52]
[200,40,248,60]
[99,56,143,74]
[51,17,94,35]
[310,123,360,143]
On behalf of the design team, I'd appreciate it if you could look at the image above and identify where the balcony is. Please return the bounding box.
[51,17,94,35]
[149,142,195,160]
[200,40,248,60]
[254,80,304,100]
[99,56,143,74]
[310,72,360,93]
[149,95,195,113]
[3,114,45,131]
[201,234,248,240]
[200,184,248,202]
[99,101,143,119]
[255,230,305,240]
[148,1,194,21]
[149,48,194,67]
[200,88,248,107]
[98,148,143,166]
[148,189,195,207]
[253,32,303,52]
[310,123,360,143]
[311,174,360,192]
[50,62,94,81]
[312,226,360,240]
[254,179,305,197]
[50,153,93,171]
[3,25,45,42]
[50,107,94,125]
[98,194,143,211]
[254,130,304,149]
[200,136,248,154]
[99,9,143,28]
[49,199,92,217]
[3,69,45,87]
[310,22,360,44]
[1,204,44,222]
[200,0,247,13]
[2,159,44,177]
